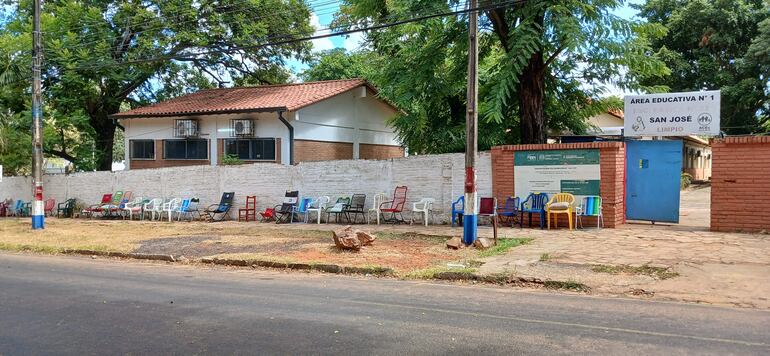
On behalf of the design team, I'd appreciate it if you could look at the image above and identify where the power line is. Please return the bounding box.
[62,0,519,72]
[42,0,345,53]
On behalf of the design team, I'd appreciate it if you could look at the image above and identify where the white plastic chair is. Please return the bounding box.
[161,198,181,222]
[143,198,163,221]
[411,198,435,226]
[305,196,330,224]
[367,193,387,225]
[122,197,144,220]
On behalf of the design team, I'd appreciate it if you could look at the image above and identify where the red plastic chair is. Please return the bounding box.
[379,186,408,224]
[43,198,55,217]
[82,194,112,218]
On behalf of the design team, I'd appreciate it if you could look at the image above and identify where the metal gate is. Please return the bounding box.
[626,140,682,223]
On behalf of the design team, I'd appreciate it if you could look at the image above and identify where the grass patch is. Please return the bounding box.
[591,264,679,280]
[373,231,450,243]
[0,242,63,254]
[539,253,551,262]
[477,238,532,258]
[543,280,590,292]
[403,266,478,280]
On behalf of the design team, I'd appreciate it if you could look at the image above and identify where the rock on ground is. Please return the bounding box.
[332,226,376,251]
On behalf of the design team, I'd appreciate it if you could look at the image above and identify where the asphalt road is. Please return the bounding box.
[1,253,769,355]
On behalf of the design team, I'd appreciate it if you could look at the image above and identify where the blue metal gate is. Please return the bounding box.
[626,140,682,223]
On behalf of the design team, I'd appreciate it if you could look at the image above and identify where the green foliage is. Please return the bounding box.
[681,172,693,189]
[221,154,244,166]
[301,48,375,82]
[638,0,770,134]
[0,0,314,171]
[326,0,669,152]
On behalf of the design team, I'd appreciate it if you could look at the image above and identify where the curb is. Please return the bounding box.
[62,249,176,262]
[198,258,394,276]
[433,271,591,292]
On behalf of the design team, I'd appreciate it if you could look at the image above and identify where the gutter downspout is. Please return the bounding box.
[277,110,294,165]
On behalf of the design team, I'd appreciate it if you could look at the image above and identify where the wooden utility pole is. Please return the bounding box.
[31,0,44,229]
[463,0,479,245]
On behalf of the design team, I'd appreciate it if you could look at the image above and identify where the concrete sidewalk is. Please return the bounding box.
[476,224,770,309]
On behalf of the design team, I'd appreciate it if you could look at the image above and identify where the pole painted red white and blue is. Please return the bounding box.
[462,0,479,246]
[31,0,44,229]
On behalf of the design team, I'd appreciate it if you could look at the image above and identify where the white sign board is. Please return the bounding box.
[514,150,600,202]
[624,90,720,136]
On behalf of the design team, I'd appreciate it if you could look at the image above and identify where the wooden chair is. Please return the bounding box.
[238,196,257,222]
[546,193,576,230]
[478,197,498,244]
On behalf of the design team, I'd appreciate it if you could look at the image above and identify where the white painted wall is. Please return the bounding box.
[121,86,401,166]
[294,88,401,158]
[122,112,292,167]
[0,152,492,223]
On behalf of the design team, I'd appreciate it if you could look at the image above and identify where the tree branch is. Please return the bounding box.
[486,7,510,53]
[45,148,78,164]
[543,45,567,70]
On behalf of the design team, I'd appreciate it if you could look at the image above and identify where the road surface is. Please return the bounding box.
[1,253,768,355]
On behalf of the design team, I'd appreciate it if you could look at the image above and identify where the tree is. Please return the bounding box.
[331,0,667,151]
[301,48,374,82]
[0,0,314,170]
[638,0,770,134]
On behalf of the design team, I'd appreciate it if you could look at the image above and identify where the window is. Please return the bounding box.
[224,138,276,160]
[130,140,155,160]
[163,139,208,160]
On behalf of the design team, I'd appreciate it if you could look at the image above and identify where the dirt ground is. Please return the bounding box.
[0,219,481,273]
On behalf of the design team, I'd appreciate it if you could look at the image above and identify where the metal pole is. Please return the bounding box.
[462,0,479,246]
[31,0,44,229]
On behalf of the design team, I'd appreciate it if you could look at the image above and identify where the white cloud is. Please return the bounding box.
[342,31,366,51]
[310,12,335,52]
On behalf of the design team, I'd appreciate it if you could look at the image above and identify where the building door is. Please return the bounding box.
[626,140,682,223]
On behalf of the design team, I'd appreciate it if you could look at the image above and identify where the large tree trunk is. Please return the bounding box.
[89,110,117,171]
[518,50,547,144]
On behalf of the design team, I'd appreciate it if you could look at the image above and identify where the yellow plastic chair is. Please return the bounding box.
[546,193,576,230]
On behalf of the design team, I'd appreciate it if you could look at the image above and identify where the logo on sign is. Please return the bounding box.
[632,116,645,132]
[698,113,712,131]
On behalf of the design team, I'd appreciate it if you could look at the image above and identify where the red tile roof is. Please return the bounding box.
[113,79,375,118]
[607,108,624,119]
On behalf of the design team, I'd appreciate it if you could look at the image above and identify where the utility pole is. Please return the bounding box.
[31,0,44,229]
[462,0,479,246]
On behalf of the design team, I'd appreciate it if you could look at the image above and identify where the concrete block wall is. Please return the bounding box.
[0,152,492,223]
[491,142,626,228]
[710,136,770,232]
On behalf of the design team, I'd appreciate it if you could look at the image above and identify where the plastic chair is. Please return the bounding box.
[306,196,330,224]
[161,198,181,222]
[520,193,548,229]
[497,196,520,227]
[546,193,576,230]
[367,193,387,225]
[411,198,435,226]
[575,195,603,229]
[122,197,146,220]
[142,198,163,221]
[43,198,55,217]
[451,196,464,227]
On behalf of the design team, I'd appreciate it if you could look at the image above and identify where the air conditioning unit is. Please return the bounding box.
[174,119,199,137]
[231,119,254,137]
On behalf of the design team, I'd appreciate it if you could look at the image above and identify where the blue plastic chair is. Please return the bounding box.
[520,193,548,229]
[451,196,464,227]
[498,196,520,227]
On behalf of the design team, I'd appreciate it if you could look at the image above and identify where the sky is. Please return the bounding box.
[287,0,644,78]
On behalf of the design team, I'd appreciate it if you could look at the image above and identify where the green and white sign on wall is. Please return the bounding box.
[514,149,601,201]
